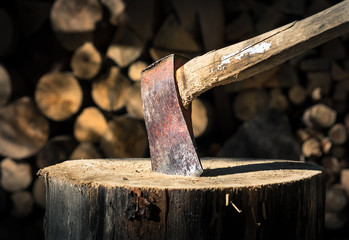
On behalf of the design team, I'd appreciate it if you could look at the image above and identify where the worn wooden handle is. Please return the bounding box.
[176,0,349,108]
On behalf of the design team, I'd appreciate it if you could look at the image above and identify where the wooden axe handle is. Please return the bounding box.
[176,0,349,108]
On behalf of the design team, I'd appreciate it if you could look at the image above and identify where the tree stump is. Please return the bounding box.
[39,158,325,240]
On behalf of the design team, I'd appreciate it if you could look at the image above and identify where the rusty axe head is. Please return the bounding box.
[141,54,203,177]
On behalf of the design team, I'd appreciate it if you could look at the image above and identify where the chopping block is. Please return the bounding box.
[38,158,325,239]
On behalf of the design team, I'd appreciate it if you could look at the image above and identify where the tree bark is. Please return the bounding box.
[39,158,325,240]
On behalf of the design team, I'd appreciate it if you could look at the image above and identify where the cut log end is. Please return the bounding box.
[100,116,147,158]
[40,158,324,189]
[92,66,131,112]
[0,65,12,105]
[0,97,49,159]
[71,42,102,80]
[74,107,108,143]
[35,72,83,121]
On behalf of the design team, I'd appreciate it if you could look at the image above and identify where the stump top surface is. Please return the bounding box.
[39,158,323,189]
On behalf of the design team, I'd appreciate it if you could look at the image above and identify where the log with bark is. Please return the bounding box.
[35,72,83,121]
[325,184,348,230]
[92,66,131,111]
[341,169,349,195]
[50,0,102,51]
[128,61,148,82]
[69,142,102,160]
[171,0,198,34]
[33,177,46,209]
[192,98,211,138]
[125,83,144,120]
[328,123,347,145]
[149,14,201,61]
[70,42,102,80]
[100,0,125,26]
[302,104,337,129]
[233,88,269,121]
[39,158,325,239]
[0,65,11,106]
[107,27,145,68]
[36,135,77,169]
[288,85,307,105]
[0,158,32,193]
[10,191,34,218]
[331,61,349,82]
[302,138,322,158]
[120,0,156,41]
[100,115,147,158]
[74,107,108,143]
[0,97,49,159]
[0,8,14,56]
[269,88,289,113]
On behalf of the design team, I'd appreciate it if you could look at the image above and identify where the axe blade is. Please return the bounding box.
[141,54,203,177]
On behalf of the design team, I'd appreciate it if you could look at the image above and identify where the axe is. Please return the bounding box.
[141,0,349,177]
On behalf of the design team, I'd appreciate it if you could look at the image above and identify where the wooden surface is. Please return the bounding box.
[39,158,325,239]
[0,65,11,105]
[35,72,83,121]
[91,66,131,111]
[176,0,349,108]
[0,97,49,159]
[70,42,102,80]
[50,0,102,51]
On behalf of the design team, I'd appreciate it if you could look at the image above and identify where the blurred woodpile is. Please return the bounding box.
[0,0,348,239]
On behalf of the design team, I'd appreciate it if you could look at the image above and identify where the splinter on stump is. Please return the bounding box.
[39,158,325,239]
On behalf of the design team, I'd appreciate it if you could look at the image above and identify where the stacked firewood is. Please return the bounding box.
[0,0,348,239]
